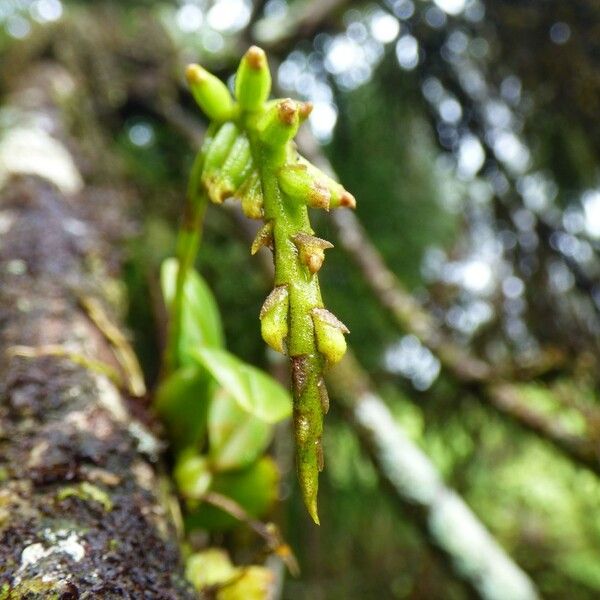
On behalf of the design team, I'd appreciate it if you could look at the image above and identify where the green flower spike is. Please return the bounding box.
[183,47,355,524]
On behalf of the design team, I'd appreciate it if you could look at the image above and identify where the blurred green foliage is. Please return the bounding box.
[3,0,600,598]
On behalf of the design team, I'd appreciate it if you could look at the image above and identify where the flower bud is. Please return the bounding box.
[297,157,356,209]
[235,46,272,112]
[251,221,274,255]
[292,232,333,274]
[279,164,331,209]
[258,99,300,146]
[311,308,349,365]
[186,64,235,122]
[329,185,356,209]
[298,101,313,122]
[260,286,289,354]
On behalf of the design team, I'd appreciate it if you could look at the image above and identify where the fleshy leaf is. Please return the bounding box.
[154,365,211,450]
[208,389,273,471]
[161,258,224,364]
[192,347,291,423]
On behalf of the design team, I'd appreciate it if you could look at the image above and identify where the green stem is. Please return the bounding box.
[164,132,212,375]
[249,132,325,523]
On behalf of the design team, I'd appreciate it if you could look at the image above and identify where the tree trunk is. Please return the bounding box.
[0,65,194,598]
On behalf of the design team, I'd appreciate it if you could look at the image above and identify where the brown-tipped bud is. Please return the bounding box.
[186,64,235,122]
[311,308,349,365]
[258,99,300,146]
[235,46,272,112]
[236,171,264,219]
[260,286,289,354]
[278,99,298,125]
[251,221,274,255]
[296,156,356,210]
[334,189,357,209]
[298,101,313,122]
[279,164,331,210]
[292,232,334,274]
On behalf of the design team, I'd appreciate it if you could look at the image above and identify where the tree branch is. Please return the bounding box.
[0,64,193,597]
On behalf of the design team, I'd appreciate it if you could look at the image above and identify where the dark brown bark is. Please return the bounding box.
[0,65,194,599]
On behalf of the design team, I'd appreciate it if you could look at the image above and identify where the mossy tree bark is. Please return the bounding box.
[0,66,194,598]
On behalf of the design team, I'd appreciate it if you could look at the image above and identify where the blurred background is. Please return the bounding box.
[1,0,600,598]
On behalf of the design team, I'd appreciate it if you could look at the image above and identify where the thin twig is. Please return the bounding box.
[202,491,300,576]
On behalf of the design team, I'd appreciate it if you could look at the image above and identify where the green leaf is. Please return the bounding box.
[208,390,273,471]
[154,366,211,450]
[192,347,291,423]
[161,258,224,364]
[185,457,279,531]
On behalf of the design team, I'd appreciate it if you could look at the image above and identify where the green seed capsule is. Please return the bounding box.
[279,164,331,210]
[292,232,334,274]
[258,99,300,146]
[186,64,235,122]
[311,308,349,365]
[235,46,272,112]
[260,286,289,354]
[209,135,253,203]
